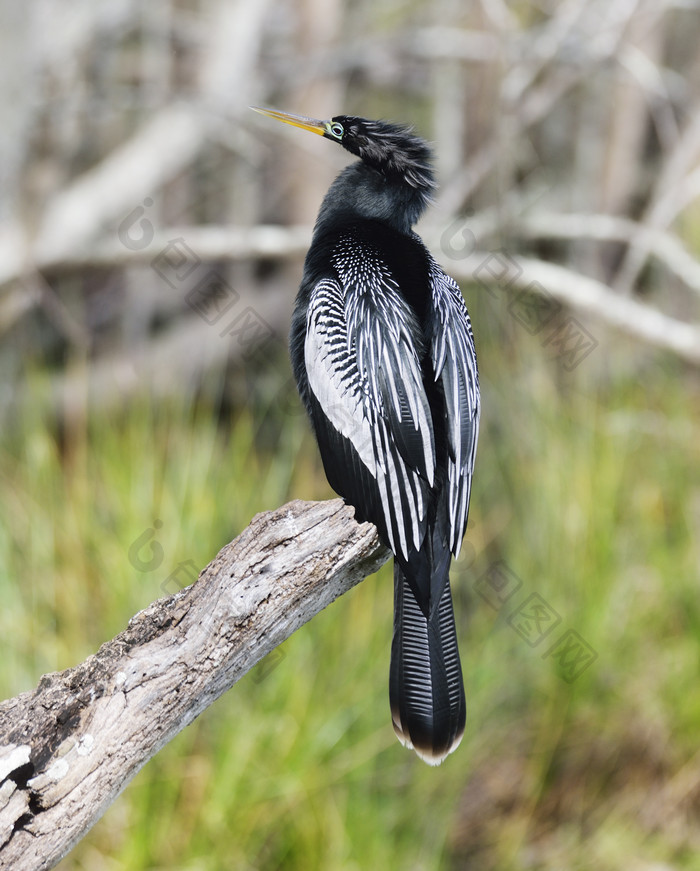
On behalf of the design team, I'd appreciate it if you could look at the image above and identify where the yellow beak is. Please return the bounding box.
[251,106,327,136]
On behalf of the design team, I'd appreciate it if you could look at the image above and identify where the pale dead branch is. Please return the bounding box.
[448,251,700,364]
[0,498,390,871]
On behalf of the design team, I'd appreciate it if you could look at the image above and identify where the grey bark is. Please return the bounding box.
[0,498,390,871]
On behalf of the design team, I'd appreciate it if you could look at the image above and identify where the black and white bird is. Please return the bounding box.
[253,107,480,765]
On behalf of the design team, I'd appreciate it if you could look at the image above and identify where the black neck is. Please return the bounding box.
[314,161,433,237]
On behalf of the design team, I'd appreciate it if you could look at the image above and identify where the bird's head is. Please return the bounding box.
[252,107,435,194]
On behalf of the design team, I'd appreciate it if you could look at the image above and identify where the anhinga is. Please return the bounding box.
[253,107,480,765]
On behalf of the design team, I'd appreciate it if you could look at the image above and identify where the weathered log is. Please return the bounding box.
[0,499,390,871]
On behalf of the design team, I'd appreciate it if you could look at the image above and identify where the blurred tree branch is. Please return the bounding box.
[1,0,700,415]
[0,103,209,288]
[9,223,698,367]
[32,217,700,304]
[448,253,700,365]
[0,499,390,871]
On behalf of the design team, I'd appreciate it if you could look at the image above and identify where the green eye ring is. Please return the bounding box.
[328,122,344,139]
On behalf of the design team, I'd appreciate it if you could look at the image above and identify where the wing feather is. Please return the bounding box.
[426,260,480,556]
[304,236,436,559]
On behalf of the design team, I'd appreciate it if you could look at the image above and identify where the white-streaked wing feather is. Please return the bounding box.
[427,260,480,556]
[305,279,377,474]
[305,239,436,559]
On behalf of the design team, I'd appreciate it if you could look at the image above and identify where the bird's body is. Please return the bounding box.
[255,108,479,764]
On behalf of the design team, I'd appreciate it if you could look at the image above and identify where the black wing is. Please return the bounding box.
[426,257,480,556]
[304,236,436,559]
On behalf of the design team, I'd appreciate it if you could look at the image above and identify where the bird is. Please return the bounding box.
[252,107,480,765]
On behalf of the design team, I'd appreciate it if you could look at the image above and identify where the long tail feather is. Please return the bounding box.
[389,558,466,765]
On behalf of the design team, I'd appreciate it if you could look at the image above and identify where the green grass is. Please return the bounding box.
[1,301,699,869]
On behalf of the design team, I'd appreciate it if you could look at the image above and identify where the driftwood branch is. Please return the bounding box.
[0,499,390,871]
[447,252,700,366]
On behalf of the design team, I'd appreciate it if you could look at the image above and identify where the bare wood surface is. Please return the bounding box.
[0,499,390,871]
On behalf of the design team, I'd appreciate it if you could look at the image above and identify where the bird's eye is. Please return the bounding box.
[329,122,344,139]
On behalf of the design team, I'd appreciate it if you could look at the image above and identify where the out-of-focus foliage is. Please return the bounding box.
[1,0,700,868]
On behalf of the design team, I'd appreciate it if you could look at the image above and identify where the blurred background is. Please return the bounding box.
[1,0,700,868]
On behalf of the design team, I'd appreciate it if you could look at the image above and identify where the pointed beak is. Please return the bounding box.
[251,106,327,137]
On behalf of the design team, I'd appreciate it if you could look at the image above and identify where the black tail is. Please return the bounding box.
[389,549,466,765]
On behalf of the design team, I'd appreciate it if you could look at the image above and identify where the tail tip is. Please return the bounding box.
[391,714,413,749]
[413,734,463,766]
[391,716,464,766]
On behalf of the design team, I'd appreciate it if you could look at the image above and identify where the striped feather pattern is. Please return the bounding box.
[304,234,436,559]
[425,255,480,556]
[390,562,466,764]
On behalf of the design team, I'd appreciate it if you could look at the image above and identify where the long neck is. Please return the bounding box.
[314,161,433,237]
